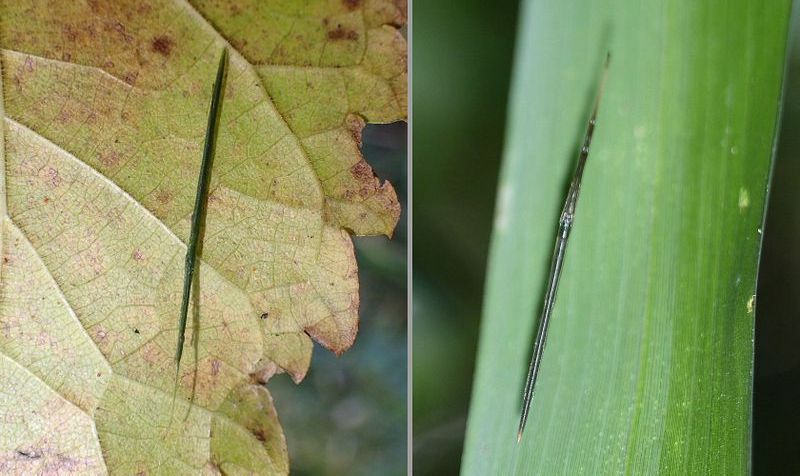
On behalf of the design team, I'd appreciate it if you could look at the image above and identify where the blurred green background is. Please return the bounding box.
[269,122,407,476]
[413,1,800,475]
[412,1,518,474]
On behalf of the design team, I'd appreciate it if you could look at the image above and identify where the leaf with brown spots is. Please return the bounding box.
[0,0,406,473]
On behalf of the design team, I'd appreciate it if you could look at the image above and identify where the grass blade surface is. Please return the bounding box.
[462,1,792,473]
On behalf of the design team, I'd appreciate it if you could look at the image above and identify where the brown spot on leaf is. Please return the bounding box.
[62,24,78,42]
[345,114,366,146]
[61,22,98,44]
[40,167,62,188]
[211,359,221,376]
[155,189,172,204]
[151,35,175,56]
[99,150,121,168]
[251,428,267,442]
[57,109,73,123]
[122,71,139,85]
[343,0,361,10]
[350,160,374,181]
[132,249,144,261]
[231,38,248,50]
[327,25,358,41]
[141,343,161,365]
[394,0,408,22]
[108,20,133,42]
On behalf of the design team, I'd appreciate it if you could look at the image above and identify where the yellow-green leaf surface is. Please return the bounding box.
[0,0,406,473]
[462,0,790,474]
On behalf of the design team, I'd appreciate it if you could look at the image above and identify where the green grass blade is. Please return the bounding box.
[176,48,228,370]
[461,1,792,474]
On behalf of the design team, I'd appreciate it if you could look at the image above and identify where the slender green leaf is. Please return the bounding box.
[462,1,792,474]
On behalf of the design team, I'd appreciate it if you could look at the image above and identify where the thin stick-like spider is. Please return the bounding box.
[518,54,610,442]
[175,48,228,372]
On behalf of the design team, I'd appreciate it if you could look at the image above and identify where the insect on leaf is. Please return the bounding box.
[0,0,406,473]
[175,47,227,372]
[462,0,790,474]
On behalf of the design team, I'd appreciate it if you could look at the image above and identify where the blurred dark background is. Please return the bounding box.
[752,6,800,475]
[412,1,800,475]
[412,1,519,474]
[269,122,407,475]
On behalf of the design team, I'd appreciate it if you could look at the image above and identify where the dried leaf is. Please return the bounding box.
[0,0,406,472]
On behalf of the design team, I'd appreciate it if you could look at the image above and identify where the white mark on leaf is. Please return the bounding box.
[738,187,749,213]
